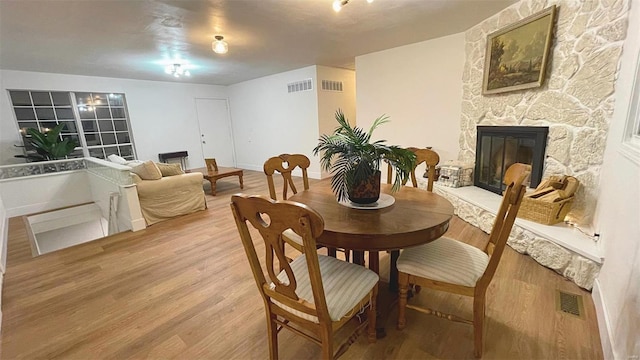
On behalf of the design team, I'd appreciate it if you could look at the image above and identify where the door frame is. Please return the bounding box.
[194,97,237,167]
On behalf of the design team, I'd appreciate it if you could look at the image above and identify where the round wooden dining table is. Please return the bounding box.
[289,178,453,284]
[289,178,454,337]
[288,178,454,252]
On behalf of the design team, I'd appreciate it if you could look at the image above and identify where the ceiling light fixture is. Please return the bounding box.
[212,35,228,54]
[332,0,348,12]
[164,63,190,78]
[333,0,373,12]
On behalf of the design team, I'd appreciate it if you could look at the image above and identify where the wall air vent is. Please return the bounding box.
[321,80,343,92]
[287,79,313,93]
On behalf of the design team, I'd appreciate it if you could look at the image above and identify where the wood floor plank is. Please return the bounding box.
[0,170,603,359]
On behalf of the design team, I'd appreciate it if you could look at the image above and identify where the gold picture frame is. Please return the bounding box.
[482,5,556,95]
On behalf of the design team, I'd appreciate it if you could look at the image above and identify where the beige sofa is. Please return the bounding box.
[131,172,206,225]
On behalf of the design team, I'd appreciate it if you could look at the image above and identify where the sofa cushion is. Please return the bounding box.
[155,162,184,177]
[131,160,162,180]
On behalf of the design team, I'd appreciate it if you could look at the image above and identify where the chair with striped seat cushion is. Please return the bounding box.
[273,254,379,323]
[396,237,489,287]
[396,163,530,358]
[231,194,377,360]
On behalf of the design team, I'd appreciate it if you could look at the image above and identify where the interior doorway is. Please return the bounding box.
[194,98,236,167]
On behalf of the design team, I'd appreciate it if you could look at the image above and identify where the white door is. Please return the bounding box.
[195,98,236,167]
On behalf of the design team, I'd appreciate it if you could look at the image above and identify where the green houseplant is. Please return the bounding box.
[16,123,78,161]
[313,109,416,204]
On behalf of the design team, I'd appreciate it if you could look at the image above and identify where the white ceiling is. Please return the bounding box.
[0,0,515,86]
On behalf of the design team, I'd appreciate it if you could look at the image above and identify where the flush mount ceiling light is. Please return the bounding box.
[212,35,228,54]
[164,63,190,78]
[333,0,373,12]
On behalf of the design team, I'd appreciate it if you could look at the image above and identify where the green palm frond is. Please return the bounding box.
[313,109,416,201]
[23,123,78,161]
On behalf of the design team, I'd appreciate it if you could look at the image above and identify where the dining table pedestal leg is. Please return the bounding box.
[389,250,400,292]
[367,251,388,339]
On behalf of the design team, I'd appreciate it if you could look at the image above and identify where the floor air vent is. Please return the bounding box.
[287,79,313,93]
[555,290,585,319]
[321,80,343,92]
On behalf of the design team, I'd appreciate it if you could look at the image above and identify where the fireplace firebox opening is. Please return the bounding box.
[474,126,548,194]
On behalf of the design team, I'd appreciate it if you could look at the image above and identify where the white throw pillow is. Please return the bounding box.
[125,160,145,166]
[107,154,128,165]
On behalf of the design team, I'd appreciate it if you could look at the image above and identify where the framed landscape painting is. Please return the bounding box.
[482,5,556,95]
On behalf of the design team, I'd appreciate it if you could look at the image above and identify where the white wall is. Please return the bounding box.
[593,1,640,358]
[316,66,356,178]
[228,66,322,177]
[0,70,228,169]
[355,32,465,165]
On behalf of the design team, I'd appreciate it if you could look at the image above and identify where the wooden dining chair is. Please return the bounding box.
[264,154,348,261]
[387,147,440,191]
[385,147,440,281]
[264,154,310,202]
[396,163,530,358]
[230,194,378,359]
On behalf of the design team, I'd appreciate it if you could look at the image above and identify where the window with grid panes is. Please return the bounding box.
[9,90,136,160]
[10,91,84,158]
[75,92,135,160]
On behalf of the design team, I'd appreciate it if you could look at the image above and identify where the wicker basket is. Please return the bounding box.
[518,196,574,225]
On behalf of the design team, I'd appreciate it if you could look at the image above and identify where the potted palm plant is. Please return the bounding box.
[16,123,78,161]
[313,109,416,204]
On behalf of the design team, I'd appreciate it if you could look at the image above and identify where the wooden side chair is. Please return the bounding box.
[230,194,378,359]
[385,147,440,282]
[263,154,310,201]
[263,154,311,254]
[387,147,440,191]
[396,163,531,358]
[264,154,348,261]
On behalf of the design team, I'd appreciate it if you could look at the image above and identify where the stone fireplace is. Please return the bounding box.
[475,126,548,194]
[436,0,629,290]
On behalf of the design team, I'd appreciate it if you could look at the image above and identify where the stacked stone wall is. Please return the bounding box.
[459,0,629,225]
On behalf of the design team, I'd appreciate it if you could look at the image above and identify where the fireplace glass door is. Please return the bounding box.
[475,126,548,194]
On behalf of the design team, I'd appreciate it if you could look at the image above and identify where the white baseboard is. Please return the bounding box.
[130,218,146,232]
[592,279,615,359]
[0,215,7,273]
[236,163,262,172]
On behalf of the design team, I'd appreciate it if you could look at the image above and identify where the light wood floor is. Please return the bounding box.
[0,170,603,359]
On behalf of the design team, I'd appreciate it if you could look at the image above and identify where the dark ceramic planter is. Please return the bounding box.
[348,170,381,204]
